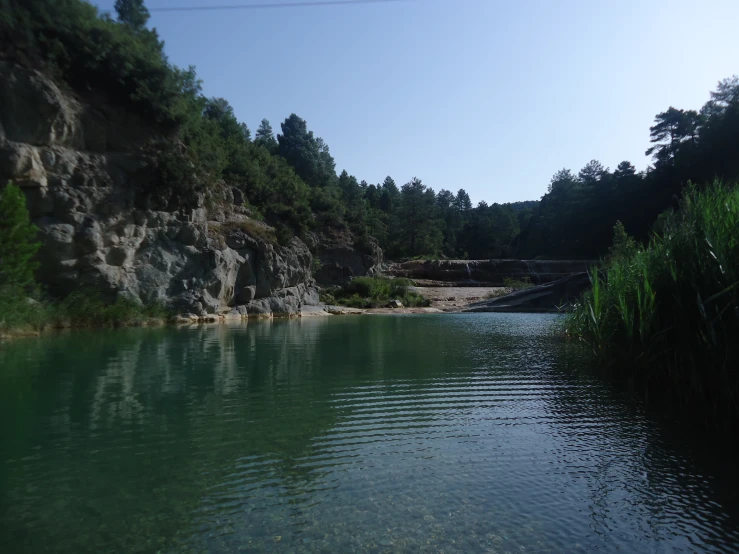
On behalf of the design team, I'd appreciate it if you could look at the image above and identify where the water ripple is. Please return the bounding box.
[1,315,738,553]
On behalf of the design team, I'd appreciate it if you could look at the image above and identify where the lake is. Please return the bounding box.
[1,314,738,553]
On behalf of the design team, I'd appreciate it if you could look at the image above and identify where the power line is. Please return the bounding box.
[146,0,416,12]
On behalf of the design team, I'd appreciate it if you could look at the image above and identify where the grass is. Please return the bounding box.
[320,277,430,309]
[566,182,739,431]
[485,289,509,299]
[0,287,172,338]
[210,220,278,247]
[503,277,534,290]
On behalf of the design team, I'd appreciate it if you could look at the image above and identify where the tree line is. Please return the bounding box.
[517,76,739,259]
[2,0,737,263]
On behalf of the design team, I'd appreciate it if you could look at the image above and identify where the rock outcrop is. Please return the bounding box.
[314,234,383,285]
[464,273,591,313]
[388,259,595,285]
[0,61,320,318]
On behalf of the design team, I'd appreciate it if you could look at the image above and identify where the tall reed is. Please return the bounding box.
[567,182,739,429]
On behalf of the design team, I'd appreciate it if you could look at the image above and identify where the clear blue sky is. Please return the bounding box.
[99,0,738,204]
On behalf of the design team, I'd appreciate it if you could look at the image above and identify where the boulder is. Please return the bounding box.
[386,299,403,309]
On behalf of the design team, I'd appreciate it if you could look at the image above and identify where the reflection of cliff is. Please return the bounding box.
[0,322,345,553]
[3,318,738,553]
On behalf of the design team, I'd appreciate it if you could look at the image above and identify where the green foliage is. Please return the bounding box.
[255,119,278,153]
[0,183,40,289]
[328,277,430,309]
[9,1,737,272]
[517,75,739,260]
[0,287,50,333]
[0,287,170,335]
[567,182,739,428]
[52,290,171,327]
[503,277,534,290]
[277,114,337,189]
[1,0,183,126]
[114,0,149,32]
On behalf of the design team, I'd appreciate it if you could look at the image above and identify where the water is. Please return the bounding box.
[1,314,738,553]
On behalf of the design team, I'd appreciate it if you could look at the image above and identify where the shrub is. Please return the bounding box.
[329,277,430,309]
[503,276,534,290]
[0,287,49,334]
[51,290,170,327]
[0,182,40,289]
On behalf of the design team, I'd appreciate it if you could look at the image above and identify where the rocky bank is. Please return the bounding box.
[0,61,327,318]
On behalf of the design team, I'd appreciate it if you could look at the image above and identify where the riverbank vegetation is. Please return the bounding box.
[320,277,430,309]
[567,183,739,428]
[0,183,169,337]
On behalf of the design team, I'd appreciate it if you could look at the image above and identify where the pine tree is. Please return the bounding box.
[0,183,40,289]
[115,0,150,32]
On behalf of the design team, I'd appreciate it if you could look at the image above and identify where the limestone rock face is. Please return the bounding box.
[0,61,321,317]
[315,238,383,285]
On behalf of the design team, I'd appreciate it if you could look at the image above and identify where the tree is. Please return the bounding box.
[454,189,472,212]
[613,161,636,179]
[547,169,577,194]
[578,160,607,186]
[645,107,701,165]
[114,0,150,32]
[277,114,336,188]
[380,176,399,213]
[204,98,250,142]
[0,183,40,289]
[398,178,441,256]
[255,119,278,152]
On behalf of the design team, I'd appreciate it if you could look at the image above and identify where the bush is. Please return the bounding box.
[567,181,739,429]
[0,287,50,334]
[51,290,170,327]
[0,287,172,336]
[0,182,40,289]
[503,276,533,290]
[329,277,430,309]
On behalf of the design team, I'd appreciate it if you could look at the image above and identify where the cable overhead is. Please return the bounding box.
[146,0,416,12]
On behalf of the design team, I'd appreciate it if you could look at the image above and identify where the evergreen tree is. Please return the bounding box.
[255,119,278,152]
[114,0,150,32]
[454,189,472,212]
[277,114,337,188]
[398,178,441,256]
[0,183,40,289]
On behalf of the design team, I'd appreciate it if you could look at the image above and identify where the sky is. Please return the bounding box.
[98,0,739,204]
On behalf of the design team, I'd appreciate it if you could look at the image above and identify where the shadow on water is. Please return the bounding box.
[1,314,738,553]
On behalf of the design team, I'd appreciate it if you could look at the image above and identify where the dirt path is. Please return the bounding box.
[361,286,509,314]
[414,286,508,311]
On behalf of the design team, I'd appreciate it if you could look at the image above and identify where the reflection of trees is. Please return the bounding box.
[2,316,738,553]
[537,338,739,549]
[0,317,486,552]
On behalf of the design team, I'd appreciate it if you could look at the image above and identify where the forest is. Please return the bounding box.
[1,0,738,264]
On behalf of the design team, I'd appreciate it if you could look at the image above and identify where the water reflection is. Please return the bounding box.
[0,315,738,553]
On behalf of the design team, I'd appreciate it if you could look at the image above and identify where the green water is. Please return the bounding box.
[1,314,738,553]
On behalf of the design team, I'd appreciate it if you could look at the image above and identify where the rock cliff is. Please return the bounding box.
[313,232,384,285]
[0,61,320,318]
